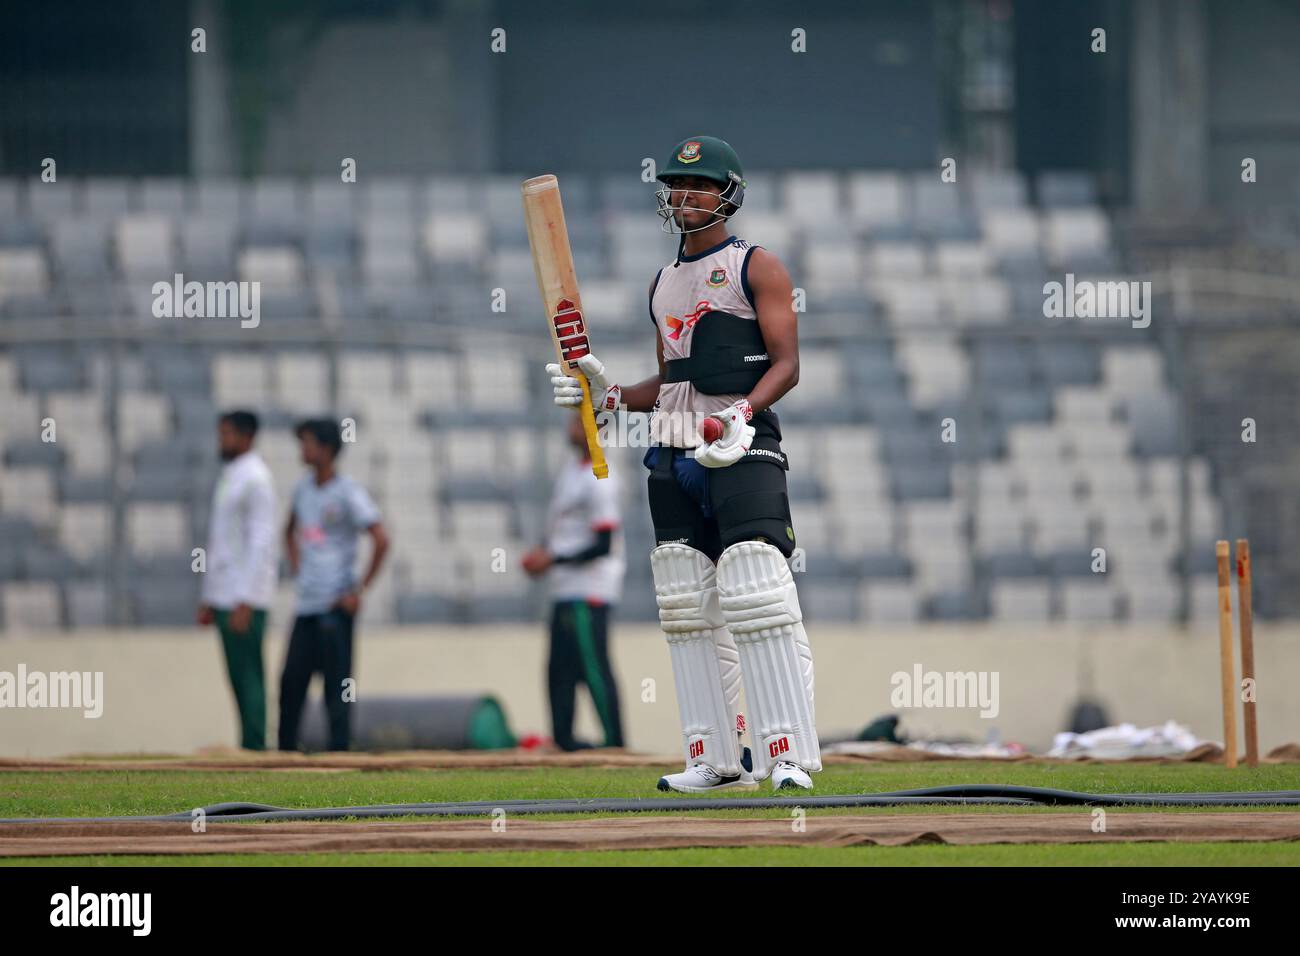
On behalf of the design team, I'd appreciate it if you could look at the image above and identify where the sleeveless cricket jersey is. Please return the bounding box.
[649,234,761,448]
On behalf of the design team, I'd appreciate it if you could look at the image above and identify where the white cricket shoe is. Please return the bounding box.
[657,747,757,794]
[771,760,813,792]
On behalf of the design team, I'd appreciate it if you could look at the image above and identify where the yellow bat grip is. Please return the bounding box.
[577,376,609,479]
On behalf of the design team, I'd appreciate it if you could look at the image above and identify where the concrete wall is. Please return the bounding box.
[2,623,1296,758]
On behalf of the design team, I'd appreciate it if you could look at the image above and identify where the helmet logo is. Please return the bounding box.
[677,141,702,164]
[706,268,727,288]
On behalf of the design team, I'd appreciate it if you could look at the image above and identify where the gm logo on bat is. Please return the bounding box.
[552,298,590,364]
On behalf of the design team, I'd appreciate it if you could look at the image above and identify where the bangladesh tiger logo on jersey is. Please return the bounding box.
[677,141,702,163]
[706,268,727,288]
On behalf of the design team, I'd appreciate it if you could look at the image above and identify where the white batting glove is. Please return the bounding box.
[694,399,756,469]
[547,354,621,411]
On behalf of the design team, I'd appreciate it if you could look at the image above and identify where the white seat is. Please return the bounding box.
[215,353,272,406]
[423,213,489,265]
[1122,578,1180,621]
[127,503,187,556]
[1055,386,1115,423]
[990,581,1052,620]
[1043,208,1110,266]
[1031,508,1091,553]
[865,241,927,277]
[275,352,330,414]
[782,172,842,226]
[975,508,1029,555]
[1,583,62,631]
[1102,346,1165,395]
[913,551,972,597]
[117,393,172,452]
[980,209,1039,260]
[1,467,56,526]
[831,505,894,556]
[846,172,906,232]
[237,246,305,286]
[0,249,50,298]
[58,504,111,561]
[946,277,1011,325]
[1061,580,1115,621]
[859,581,920,623]
[934,242,992,275]
[116,215,176,277]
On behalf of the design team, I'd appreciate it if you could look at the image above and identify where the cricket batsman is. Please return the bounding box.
[546,136,819,793]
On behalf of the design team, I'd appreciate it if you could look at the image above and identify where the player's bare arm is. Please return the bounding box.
[284,512,299,576]
[743,248,799,414]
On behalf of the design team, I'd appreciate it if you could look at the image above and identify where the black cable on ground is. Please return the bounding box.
[5,784,1300,824]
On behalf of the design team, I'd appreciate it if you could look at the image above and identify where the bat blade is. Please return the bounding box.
[522,174,609,479]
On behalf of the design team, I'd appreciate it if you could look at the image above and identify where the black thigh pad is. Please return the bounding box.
[647,468,722,562]
[709,460,796,557]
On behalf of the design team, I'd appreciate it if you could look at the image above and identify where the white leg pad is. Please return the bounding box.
[717,540,820,778]
[651,544,743,775]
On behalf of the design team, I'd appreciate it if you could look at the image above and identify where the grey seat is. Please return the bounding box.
[139,179,189,215]
[66,581,111,628]
[861,390,915,425]
[464,595,534,623]
[981,550,1042,576]
[1048,549,1099,578]
[246,179,303,242]
[180,220,237,278]
[1038,342,1100,386]
[396,593,459,624]
[913,178,977,239]
[0,548,22,581]
[892,465,951,499]
[1127,392,1180,457]
[50,220,113,280]
[4,440,65,468]
[1038,172,1098,207]
[23,543,81,580]
[0,178,20,218]
[132,583,200,626]
[880,429,943,465]
[82,179,132,221]
[975,340,1035,388]
[27,184,76,224]
[990,389,1052,425]
[928,589,983,620]
[0,219,43,247]
[60,473,113,503]
[969,170,1028,210]
[859,553,912,578]
[802,583,858,621]
[1,290,69,320]
[18,350,84,390]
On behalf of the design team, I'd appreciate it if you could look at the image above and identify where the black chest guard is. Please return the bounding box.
[662,311,771,395]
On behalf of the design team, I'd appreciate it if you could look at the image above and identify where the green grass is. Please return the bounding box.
[3,761,1297,865]
[5,843,1298,867]
[3,761,1298,820]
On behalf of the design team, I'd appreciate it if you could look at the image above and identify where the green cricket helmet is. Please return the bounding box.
[655,135,747,234]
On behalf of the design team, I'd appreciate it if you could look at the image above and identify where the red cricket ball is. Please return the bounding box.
[700,416,724,443]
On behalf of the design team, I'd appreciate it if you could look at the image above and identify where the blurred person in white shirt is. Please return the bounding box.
[196,410,278,751]
[522,413,626,751]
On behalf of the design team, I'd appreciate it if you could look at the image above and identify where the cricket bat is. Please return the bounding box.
[521,174,609,479]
